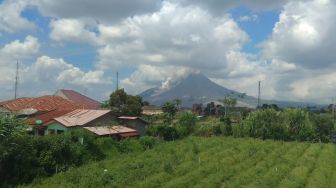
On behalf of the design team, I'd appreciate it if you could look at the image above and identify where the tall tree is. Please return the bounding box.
[109,89,143,116]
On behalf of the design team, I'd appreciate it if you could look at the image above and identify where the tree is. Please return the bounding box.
[177,112,197,132]
[122,95,143,116]
[220,97,237,117]
[161,101,178,124]
[109,89,127,114]
[174,98,181,110]
[109,89,143,116]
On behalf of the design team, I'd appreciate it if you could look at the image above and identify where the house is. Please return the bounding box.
[45,109,113,135]
[118,116,149,136]
[54,89,101,109]
[142,105,163,116]
[84,126,139,139]
[28,110,72,135]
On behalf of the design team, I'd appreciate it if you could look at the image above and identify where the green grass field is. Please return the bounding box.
[24,137,336,188]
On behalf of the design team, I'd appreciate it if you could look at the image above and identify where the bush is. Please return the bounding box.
[243,109,287,140]
[139,136,157,149]
[177,112,197,132]
[146,125,180,141]
[282,109,314,141]
[311,113,334,142]
[220,116,233,136]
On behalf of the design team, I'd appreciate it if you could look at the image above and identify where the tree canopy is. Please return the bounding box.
[109,89,144,116]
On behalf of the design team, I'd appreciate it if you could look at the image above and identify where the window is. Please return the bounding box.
[57,130,64,134]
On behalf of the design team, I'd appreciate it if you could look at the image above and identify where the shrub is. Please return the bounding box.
[177,112,197,132]
[146,125,180,141]
[242,109,286,140]
[139,136,157,149]
[311,113,334,142]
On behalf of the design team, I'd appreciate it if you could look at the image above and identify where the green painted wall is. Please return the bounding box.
[45,122,68,135]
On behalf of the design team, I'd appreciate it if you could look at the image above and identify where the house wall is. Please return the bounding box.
[83,113,115,127]
[45,122,68,135]
[122,119,147,136]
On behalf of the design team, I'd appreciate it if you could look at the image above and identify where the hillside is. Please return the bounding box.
[25,137,336,188]
[139,73,316,108]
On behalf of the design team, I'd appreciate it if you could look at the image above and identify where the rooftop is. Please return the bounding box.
[84,126,137,136]
[54,109,111,127]
[0,96,88,112]
[55,89,101,109]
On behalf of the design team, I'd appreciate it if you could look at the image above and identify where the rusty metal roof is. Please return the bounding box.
[0,95,88,112]
[55,89,101,109]
[84,126,137,136]
[54,109,111,127]
[28,110,72,126]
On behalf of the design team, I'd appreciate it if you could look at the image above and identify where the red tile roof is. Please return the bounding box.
[56,89,101,109]
[0,95,88,112]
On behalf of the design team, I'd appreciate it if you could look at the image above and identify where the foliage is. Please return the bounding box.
[242,108,287,140]
[177,112,197,132]
[235,108,334,142]
[24,137,336,188]
[109,89,144,116]
[219,96,237,116]
[0,115,159,187]
[161,101,178,124]
[146,125,180,141]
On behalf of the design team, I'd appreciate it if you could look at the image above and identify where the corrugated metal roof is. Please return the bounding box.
[28,110,72,126]
[54,109,111,127]
[84,126,137,136]
[118,116,138,120]
[0,98,34,111]
[0,96,88,112]
[55,89,101,109]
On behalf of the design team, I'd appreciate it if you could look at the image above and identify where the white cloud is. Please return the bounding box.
[96,2,248,72]
[261,0,336,69]
[0,36,40,62]
[50,19,99,45]
[0,0,35,33]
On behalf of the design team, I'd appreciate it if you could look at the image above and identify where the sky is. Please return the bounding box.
[0,0,335,104]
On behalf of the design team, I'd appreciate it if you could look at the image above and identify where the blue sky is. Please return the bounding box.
[0,0,335,104]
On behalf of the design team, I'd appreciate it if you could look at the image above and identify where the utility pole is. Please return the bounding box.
[116,71,119,91]
[257,81,261,108]
[14,60,19,99]
[332,97,335,124]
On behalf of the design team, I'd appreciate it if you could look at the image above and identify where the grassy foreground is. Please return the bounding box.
[24,136,336,188]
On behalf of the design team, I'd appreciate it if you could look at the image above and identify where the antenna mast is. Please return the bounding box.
[116,71,119,91]
[257,81,261,108]
[14,60,19,99]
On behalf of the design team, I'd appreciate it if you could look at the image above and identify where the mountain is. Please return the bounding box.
[139,73,318,108]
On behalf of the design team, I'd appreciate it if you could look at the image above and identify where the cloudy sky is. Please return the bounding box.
[0,0,335,104]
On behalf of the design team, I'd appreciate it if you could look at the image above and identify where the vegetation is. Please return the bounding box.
[3,102,336,187]
[0,115,158,187]
[23,136,336,188]
[161,101,179,124]
[109,89,144,116]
